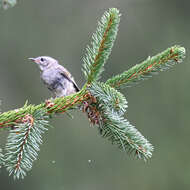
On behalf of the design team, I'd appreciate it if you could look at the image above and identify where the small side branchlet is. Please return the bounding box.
[4,110,50,179]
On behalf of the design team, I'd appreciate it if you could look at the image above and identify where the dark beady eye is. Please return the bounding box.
[40,58,44,62]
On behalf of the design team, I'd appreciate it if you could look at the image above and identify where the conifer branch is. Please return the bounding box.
[0,0,17,9]
[88,82,128,116]
[88,82,153,160]
[0,8,186,179]
[106,46,185,89]
[4,110,50,179]
[102,114,153,160]
[0,88,89,129]
[82,8,120,84]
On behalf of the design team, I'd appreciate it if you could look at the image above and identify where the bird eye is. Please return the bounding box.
[40,58,44,62]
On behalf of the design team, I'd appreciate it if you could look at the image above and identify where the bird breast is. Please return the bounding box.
[41,68,60,85]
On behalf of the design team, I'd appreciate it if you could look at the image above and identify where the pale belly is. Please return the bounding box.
[41,69,76,97]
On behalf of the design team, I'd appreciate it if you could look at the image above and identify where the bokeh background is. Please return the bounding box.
[0,0,189,189]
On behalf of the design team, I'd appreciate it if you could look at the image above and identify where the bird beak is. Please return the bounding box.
[28,57,36,62]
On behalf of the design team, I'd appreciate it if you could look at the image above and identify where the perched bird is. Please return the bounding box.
[29,56,79,97]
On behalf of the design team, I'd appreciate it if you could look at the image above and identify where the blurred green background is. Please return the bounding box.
[0,0,189,189]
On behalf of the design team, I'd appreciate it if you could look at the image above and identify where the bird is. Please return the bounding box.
[29,56,80,97]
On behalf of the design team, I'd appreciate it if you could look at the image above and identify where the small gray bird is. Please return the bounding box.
[29,56,79,97]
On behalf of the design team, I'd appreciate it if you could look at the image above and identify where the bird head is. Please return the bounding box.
[29,56,58,71]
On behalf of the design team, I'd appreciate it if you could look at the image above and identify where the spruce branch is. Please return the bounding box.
[88,82,128,116]
[0,0,17,9]
[4,110,50,179]
[82,8,120,84]
[0,88,89,129]
[88,82,153,160]
[102,114,153,160]
[0,8,186,179]
[106,46,185,89]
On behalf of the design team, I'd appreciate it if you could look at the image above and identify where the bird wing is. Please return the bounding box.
[56,65,80,92]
